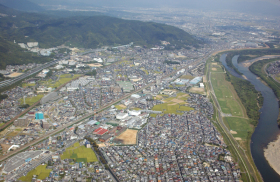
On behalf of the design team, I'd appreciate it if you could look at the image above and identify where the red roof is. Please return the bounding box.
[93,128,108,135]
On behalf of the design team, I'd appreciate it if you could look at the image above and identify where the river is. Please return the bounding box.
[220,54,280,181]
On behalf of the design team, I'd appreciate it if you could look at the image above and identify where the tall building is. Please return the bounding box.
[41,120,49,129]
[35,112,44,120]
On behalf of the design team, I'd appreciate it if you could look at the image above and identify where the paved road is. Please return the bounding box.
[0,59,61,89]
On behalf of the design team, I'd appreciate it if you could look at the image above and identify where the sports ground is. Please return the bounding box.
[115,129,138,144]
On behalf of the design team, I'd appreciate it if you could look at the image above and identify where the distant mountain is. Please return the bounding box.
[0,0,44,12]
[0,4,200,68]
[13,16,200,49]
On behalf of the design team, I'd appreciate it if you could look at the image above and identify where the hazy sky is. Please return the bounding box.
[29,0,280,15]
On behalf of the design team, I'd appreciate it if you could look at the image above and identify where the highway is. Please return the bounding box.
[0,59,60,89]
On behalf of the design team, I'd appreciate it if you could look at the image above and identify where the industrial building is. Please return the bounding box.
[189,77,202,85]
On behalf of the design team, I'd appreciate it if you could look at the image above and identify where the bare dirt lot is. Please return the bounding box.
[115,129,138,144]
[230,130,238,134]
[234,137,242,141]
[118,104,126,108]
[212,68,217,71]
[87,63,103,67]
[171,99,184,104]
[1,144,12,152]
[7,72,23,78]
[189,87,205,94]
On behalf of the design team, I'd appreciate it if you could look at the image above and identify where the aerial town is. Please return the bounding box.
[0,5,279,182]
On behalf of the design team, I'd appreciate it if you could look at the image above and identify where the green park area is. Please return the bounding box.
[61,142,98,163]
[211,72,245,117]
[224,117,253,140]
[18,165,52,181]
[19,94,44,105]
[40,74,82,88]
[151,92,193,116]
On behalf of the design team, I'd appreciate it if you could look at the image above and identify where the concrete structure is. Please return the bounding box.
[14,116,29,127]
[200,83,204,88]
[42,120,50,129]
[40,92,58,104]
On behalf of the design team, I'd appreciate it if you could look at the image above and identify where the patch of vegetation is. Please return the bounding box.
[225,71,263,126]
[61,142,98,163]
[40,74,82,88]
[19,94,44,105]
[211,72,244,117]
[164,60,180,64]
[224,117,253,140]
[151,92,193,115]
[18,165,52,182]
[249,58,280,99]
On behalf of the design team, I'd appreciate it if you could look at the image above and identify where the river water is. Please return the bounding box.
[220,54,280,181]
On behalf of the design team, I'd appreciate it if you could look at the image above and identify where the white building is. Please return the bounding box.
[94,58,103,63]
[116,113,128,120]
[200,83,204,88]
[128,110,141,116]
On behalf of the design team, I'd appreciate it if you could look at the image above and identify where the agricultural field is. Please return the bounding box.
[211,72,245,117]
[152,92,193,115]
[224,117,253,140]
[18,165,52,181]
[61,142,98,163]
[19,95,44,105]
[40,74,82,88]
[115,129,138,145]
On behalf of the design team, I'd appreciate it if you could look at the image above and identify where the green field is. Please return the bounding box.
[22,83,36,88]
[18,165,52,181]
[19,95,44,105]
[115,105,126,110]
[61,142,98,163]
[152,92,193,115]
[40,74,82,88]
[211,72,244,117]
[224,117,253,139]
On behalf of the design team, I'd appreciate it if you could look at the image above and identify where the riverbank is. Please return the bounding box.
[264,134,280,176]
